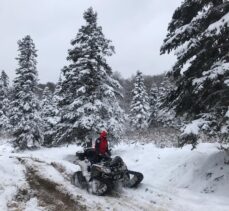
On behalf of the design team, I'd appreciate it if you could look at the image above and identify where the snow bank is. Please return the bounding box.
[0,156,25,210]
[24,198,45,211]
[113,142,229,211]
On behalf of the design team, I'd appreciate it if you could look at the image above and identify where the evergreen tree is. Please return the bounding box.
[53,77,63,107]
[220,107,229,145]
[41,86,60,145]
[148,76,179,128]
[10,35,43,150]
[129,71,150,130]
[0,70,9,88]
[0,70,10,135]
[121,77,135,113]
[156,76,179,128]
[55,7,124,145]
[161,0,229,146]
[148,83,158,126]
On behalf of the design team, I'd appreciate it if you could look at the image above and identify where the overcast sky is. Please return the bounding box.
[0,0,182,83]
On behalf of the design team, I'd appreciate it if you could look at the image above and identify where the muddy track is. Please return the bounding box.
[14,157,87,211]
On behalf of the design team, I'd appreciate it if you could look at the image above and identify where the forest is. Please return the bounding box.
[0,1,228,210]
[0,4,227,150]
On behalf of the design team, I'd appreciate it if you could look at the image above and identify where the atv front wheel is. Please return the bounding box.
[71,171,87,189]
[89,179,109,196]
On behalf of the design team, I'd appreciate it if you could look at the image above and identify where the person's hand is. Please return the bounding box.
[107,149,112,156]
[104,152,110,158]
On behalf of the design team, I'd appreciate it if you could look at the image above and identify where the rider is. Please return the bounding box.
[75,131,111,182]
[94,130,110,162]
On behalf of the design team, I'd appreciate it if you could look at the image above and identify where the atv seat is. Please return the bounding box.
[76,148,97,163]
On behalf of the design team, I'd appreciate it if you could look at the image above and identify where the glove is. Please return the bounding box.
[107,149,112,156]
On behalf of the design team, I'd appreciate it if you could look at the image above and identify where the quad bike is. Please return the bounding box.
[71,148,144,196]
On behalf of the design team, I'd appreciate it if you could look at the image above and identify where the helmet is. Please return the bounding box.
[100,130,107,138]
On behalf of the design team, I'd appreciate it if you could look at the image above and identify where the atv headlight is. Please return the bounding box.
[93,165,111,174]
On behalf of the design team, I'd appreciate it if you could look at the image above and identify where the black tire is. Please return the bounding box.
[122,171,131,187]
[89,179,109,196]
[71,171,87,189]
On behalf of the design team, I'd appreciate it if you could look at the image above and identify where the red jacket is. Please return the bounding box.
[95,137,108,155]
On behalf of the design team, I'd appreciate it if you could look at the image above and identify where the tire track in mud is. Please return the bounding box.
[13,157,87,211]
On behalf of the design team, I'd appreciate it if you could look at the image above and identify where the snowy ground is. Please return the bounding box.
[0,139,229,211]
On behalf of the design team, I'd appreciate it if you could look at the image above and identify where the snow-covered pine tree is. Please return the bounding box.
[10,35,43,150]
[161,0,229,147]
[0,70,9,88]
[129,71,150,130]
[220,106,229,145]
[148,76,179,128]
[55,7,124,145]
[52,77,62,107]
[41,86,60,145]
[0,70,10,135]
[148,83,158,126]
[156,76,179,127]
